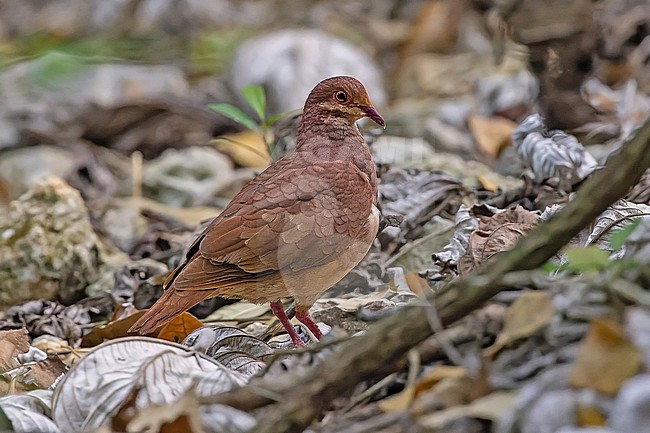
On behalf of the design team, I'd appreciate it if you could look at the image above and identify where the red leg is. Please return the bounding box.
[270,300,304,347]
[296,309,323,340]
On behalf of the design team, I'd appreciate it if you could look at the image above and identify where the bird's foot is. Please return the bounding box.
[296,309,323,340]
[270,300,307,347]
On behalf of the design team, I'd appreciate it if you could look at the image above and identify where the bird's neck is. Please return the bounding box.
[297,108,367,148]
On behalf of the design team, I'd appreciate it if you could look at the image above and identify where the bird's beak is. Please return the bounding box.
[360,106,386,129]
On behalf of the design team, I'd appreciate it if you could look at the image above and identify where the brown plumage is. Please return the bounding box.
[128,76,384,346]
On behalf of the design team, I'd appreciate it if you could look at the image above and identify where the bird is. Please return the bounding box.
[129,76,385,346]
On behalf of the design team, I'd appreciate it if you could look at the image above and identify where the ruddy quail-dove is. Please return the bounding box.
[129,76,385,346]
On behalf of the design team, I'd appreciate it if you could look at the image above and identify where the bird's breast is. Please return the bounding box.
[282,205,380,308]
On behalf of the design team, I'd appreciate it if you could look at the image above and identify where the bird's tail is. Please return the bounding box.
[128,287,204,335]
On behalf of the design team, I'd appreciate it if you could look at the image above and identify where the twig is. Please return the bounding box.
[609,278,650,307]
[424,298,469,373]
[342,373,399,412]
[131,151,143,199]
[384,224,453,267]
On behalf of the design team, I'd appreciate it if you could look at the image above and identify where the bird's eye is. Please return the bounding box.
[334,91,348,102]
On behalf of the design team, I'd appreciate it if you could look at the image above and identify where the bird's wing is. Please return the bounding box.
[169,158,375,291]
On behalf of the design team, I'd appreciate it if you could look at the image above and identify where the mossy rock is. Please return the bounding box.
[0,177,126,305]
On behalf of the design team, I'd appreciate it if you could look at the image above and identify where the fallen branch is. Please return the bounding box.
[218,117,650,433]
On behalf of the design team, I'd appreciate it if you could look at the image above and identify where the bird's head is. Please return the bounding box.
[302,76,385,128]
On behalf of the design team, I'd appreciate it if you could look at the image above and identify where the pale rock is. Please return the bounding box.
[143,146,235,207]
[231,29,386,114]
[0,145,78,199]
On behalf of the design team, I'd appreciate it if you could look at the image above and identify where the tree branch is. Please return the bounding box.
[226,117,650,433]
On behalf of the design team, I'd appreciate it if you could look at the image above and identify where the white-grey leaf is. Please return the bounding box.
[540,200,650,264]
[512,113,598,184]
[52,337,249,433]
[183,325,274,360]
[125,390,255,433]
[199,404,257,433]
[212,352,268,376]
[539,203,564,221]
[0,390,59,433]
[586,199,650,253]
[433,204,481,266]
[379,169,465,246]
[183,326,250,353]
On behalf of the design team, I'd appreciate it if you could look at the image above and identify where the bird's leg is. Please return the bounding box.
[295,309,323,340]
[270,300,305,347]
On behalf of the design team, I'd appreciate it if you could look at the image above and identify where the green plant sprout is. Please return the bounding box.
[607,219,641,250]
[208,84,288,157]
[542,219,643,273]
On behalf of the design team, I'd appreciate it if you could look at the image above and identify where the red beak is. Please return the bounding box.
[360,106,386,128]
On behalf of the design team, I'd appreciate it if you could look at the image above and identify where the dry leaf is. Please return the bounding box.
[569,318,642,395]
[0,329,67,391]
[399,0,464,56]
[52,337,252,432]
[114,196,222,228]
[512,113,598,185]
[157,312,204,343]
[127,390,205,433]
[433,204,479,267]
[459,206,539,275]
[81,311,147,347]
[413,365,485,412]
[212,131,270,168]
[477,174,499,192]
[415,390,518,429]
[378,384,416,412]
[313,293,385,313]
[405,273,429,294]
[32,335,71,356]
[379,169,465,236]
[584,199,650,253]
[109,303,141,323]
[204,302,270,322]
[0,329,30,373]
[0,390,58,433]
[23,357,67,389]
[469,115,516,158]
[576,405,606,426]
[485,291,554,358]
[412,375,478,415]
[413,365,467,395]
[183,326,273,376]
[379,365,468,412]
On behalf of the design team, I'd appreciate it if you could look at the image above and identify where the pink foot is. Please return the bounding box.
[270,300,305,347]
[296,309,323,340]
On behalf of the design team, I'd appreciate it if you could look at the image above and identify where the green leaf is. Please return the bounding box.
[565,246,610,272]
[241,84,266,122]
[0,406,12,430]
[29,51,89,88]
[608,219,641,250]
[265,111,292,127]
[541,261,562,273]
[208,103,259,132]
